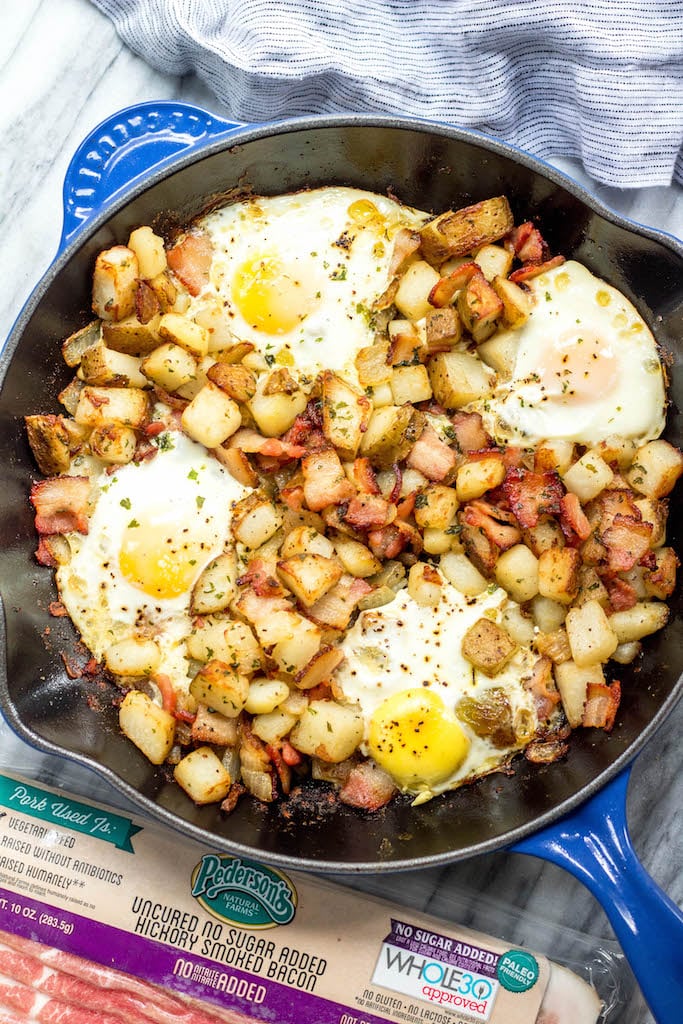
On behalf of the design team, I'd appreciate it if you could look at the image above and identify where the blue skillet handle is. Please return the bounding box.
[511,767,683,1022]
[60,101,243,251]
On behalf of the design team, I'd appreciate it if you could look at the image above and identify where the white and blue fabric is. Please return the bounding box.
[91,0,683,188]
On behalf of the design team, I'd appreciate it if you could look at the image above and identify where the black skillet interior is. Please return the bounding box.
[1,119,682,871]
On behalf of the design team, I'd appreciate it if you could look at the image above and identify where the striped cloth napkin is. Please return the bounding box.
[91,0,683,188]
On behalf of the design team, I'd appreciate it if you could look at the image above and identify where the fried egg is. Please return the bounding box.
[57,432,247,685]
[335,574,540,802]
[194,187,428,383]
[473,261,666,445]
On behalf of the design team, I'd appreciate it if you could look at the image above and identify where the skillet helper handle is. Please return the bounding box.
[60,101,243,249]
[511,768,683,1023]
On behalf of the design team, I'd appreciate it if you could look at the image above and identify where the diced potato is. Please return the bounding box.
[204,362,256,404]
[387,319,426,366]
[608,601,669,643]
[428,350,494,409]
[455,454,505,502]
[245,678,290,716]
[538,546,581,605]
[271,614,322,675]
[492,276,531,330]
[562,452,614,503]
[62,321,100,367]
[127,226,167,279]
[290,701,364,763]
[495,544,539,603]
[355,339,392,388]
[92,245,139,321]
[174,747,232,805]
[534,439,575,476]
[414,484,459,530]
[419,197,514,264]
[390,364,433,405]
[141,342,197,391]
[249,381,308,437]
[501,604,535,646]
[102,315,162,356]
[191,550,238,614]
[457,273,504,343]
[148,271,178,313]
[232,493,283,549]
[422,528,457,555]
[333,536,382,577]
[74,386,149,429]
[59,377,85,416]
[643,547,678,599]
[321,371,372,460]
[186,617,263,674]
[425,307,462,351]
[633,497,666,548]
[251,709,297,745]
[359,404,425,468]
[531,594,567,633]
[370,382,394,408]
[407,562,443,606]
[475,244,514,282]
[158,312,209,357]
[213,444,260,488]
[119,690,175,765]
[25,414,73,475]
[189,660,249,717]
[281,525,335,559]
[565,600,618,667]
[594,435,637,470]
[277,553,343,606]
[181,382,241,448]
[394,260,441,320]
[574,566,610,608]
[88,424,137,465]
[78,339,147,388]
[523,520,566,557]
[461,618,517,676]
[611,641,642,665]
[440,550,488,596]
[554,661,606,728]
[627,439,683,498]
[476,331,519,377]
[294,644,345,690]
[105,638,161,676]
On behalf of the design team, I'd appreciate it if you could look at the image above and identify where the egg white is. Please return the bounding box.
[57,432,247,687]
[193,187,428,384]
[473,260,666,446]
[335,577,540,799]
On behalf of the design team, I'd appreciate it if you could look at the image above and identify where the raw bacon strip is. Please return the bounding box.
[503,468,563,529]
[30,478,90,535]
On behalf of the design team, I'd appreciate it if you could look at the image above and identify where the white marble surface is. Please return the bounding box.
[1,2,682,1022]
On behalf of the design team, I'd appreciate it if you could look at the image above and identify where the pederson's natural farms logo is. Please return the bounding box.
[191,854,297,929]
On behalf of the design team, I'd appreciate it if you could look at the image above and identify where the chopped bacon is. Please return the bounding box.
[166,230,213,296]
[559,492,592,543]
[503,467,563,529]
[30,477,90,535]
[602,515,652,573]
[396,492,416,520]
[502,446,527,470]
[406,425,457,482]
[428,261,479,308]
[307,575,372,629]
[351,457,381,494]
[604,577,638,612]
[134,278,160,323]
[450,411,491,452]
[281,741,304,767]
[152,673,176,715]
[368,524,406,560]
[230,426,305,461]
[345,493,396,531]
[266,744,292,795]
[388,463,402,504]
[35,536,60,567]
[524,657,561,721]
[280,481,305,510]
[235,588,292,628]
[173,708,196,724]
[133,437,158,463]
[461,500,521,551]
[509,254,565,284]
[143,420,166,438]
[582,681,621,731]
[510,221,547,264]
[283,400,324,449]
[152,384,189,411]
[388,228,422,276]
[305,681,334,701]
[525,736,570,763]
[302,449,356,511]
[60,652,83,680]
[237,559,287,598]
[339,761,397,811]
[221,781,246,815]
[48,601,68,617]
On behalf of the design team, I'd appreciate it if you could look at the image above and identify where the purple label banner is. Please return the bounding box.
[385,918,500,979]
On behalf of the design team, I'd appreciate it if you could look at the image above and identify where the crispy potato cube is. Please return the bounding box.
[213,445,260,488]
[281,525,335,559]
[494,544,539,602]
[105,638,161,676]
[245,678,290,716]
[119,690,175,765]
[594,435,637,470]
[59,377,85,416]
[207,362,257,403]
[394,260,441,320]
[419,197,514,265]
[62,320,100,367]
[608,601,669,643]
[102,315,162,356]
[461,618,517,676]
[643,547,678,599]
[538,546,581,604]
[457,272,504,343]
[290,701,364,763]
[358,404,424,469]
[421,528,455,555]
[251,709,297,745]
[407,562,443,606]
[355,339,392,388]
[89,423,137,465]
[554,661,606,728]
[333,536,382,577]
[181,382,241,447]
[562,452,614,502]
[191,705,239,746]
[440,551,489,596]
[531,594,567,633]
[321,371,372,460]
[387,319,427,366]
[191,550,238,614]
[231,493,283,549]
[174,747,232,805]
[475,244,514,282]
[158,312,209,357]
[189,660,249,717]
[25,414,73,475]
[277,553,343,606]
[127,226,167,279]
[78,339,147,388]
[428,350,494,409]
[477,331,519,377]
[414,484,459,530]
[390,364,433,405]
[271,614,322,675]
[565,600,618,667]
[74,386,149,429]
[501,604,535,645]
[187,616,264,673]
[92,245,139,321]
[455,453,506,502]
[492,276,531,330]
[425,307,462,351]
[141,341,197,391]
[148,271,178,313]
[522,519,566,557]
[575,566,610,608]
[627,439,683,498]
[249,382,308,437]
[534,439,575,476]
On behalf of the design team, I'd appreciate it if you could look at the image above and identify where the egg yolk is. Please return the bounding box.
[536,331,619,403]
[368,688,470,791]
[119,522,207,599]
[232,253,321,335]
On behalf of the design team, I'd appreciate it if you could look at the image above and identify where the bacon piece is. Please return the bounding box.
[605,577,638,612]
[525,736,570,764]
[450,411,490,452]
[302,449,356,511]
[48,601,68,617]
[509,254,565,284]
[524,657,561,722]
[266,743,292,795]
[503,467,563,529]
[35,536,61,567]
[237,558,287,598]
[143,420,166,438]
[282,740,303,767]
[30,477,90,535]
[388,227,422,276]
[602,515,652,573]
[582,681,621,731]
[230,427,306,461]
[406,425,457,482]
[166,230,212,296]
[344,493,396,531]
[134,278,160,323]
[150,673,176,715]
[510,221,547,264]
[428,261,479,308]
[559,492,592,543]
[502,446,527,470]
[280,480,305,511]
[396,492,416,520]
[307,575,372,629]
[339,761,397,810]
[461,500,521,551]
[220,781,246,815]
[351,457,381,495]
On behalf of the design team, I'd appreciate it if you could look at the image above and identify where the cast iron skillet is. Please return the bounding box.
[1,104,682,1018]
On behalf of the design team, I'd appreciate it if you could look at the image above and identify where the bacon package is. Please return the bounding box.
[0,769,631,1024]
